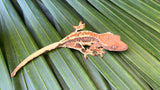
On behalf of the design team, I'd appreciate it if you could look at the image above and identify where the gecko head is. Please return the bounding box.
[100,33,128,51]
[104,40,128,51]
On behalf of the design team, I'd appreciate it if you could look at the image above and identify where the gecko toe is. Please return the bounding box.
[84,54,87,59]
[92,53,95,56]
[100,54,103,58]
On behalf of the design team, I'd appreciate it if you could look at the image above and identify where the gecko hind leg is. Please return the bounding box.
[95,48,106,57]
[74,44,95,59]
[65,42,94,59]
[73,21,85,32]
[81,48,95,59]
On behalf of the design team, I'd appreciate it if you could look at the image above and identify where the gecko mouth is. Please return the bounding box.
[114,45,128,51]
[104,45,128,51]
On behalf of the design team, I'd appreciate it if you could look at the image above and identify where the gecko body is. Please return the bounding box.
[11,21,128,77]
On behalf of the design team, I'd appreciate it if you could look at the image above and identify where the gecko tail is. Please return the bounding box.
[11,42,60,77]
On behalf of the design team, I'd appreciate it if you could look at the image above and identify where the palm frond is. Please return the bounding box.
[0,0,160,89]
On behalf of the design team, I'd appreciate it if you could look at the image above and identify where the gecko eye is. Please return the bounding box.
[111,45,117,50]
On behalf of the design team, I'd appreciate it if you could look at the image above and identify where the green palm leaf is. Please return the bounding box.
[0,0,160,89]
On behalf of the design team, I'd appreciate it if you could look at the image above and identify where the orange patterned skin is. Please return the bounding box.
[60,21,128,58]
[11,21,128,77]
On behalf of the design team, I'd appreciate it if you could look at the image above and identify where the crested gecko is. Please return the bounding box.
[11,21,128,77]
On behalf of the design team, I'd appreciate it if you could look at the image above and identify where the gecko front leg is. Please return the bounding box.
[89,44,106,57]
[95,48,106,57]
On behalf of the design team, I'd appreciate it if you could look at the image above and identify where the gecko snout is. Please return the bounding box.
[114,42,128,51]
[121,44,128,51]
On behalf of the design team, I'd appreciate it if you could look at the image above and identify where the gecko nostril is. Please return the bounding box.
[122,45,128,51]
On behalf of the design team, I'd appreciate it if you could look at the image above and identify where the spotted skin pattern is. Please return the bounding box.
[11,21,128,77]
